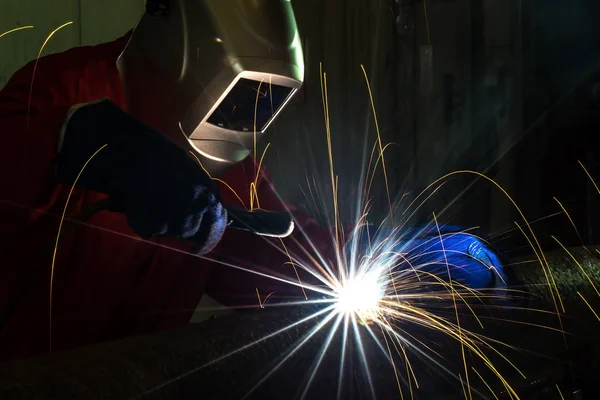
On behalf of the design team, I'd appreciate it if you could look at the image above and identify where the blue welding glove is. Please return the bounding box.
[56,99,227,255]
[346,224,508,290]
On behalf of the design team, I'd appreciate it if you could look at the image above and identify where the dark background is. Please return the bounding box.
[263,0,600,257]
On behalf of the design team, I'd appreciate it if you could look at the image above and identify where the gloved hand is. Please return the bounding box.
[56,99,227,255]
[347,224,508,290]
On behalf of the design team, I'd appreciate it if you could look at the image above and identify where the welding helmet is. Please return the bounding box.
[117,0,304,177]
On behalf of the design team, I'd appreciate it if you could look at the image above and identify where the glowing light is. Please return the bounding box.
[336,273,385,319]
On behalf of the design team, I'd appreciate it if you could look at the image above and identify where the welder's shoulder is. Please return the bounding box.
[2,33,129,106]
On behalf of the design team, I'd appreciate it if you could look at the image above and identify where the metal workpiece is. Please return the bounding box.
[0,248,599,399]
[0,305,330,400]
[0,305,448,399]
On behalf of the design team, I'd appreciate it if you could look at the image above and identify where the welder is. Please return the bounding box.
[0,0,506,362]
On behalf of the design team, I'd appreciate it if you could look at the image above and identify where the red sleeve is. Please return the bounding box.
[1,36,131,224]
[207,160,341,308]
[0,58,73,223]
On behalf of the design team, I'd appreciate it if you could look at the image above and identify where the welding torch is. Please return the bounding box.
[82,197,295,239]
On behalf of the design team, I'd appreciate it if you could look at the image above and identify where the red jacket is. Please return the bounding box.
[0,34,333,361]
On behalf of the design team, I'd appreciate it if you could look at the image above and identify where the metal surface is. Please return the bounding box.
[0,306,336,400]
[1,248,599,399]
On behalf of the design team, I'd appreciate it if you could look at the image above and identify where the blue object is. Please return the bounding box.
[57,99,227,254]
[347,224,506,290]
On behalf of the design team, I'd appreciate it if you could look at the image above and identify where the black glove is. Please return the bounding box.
[57,99,227,254]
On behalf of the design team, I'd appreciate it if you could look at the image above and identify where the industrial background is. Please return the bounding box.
[2,0,600,251]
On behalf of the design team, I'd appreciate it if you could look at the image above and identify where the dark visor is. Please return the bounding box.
[207,78,295,132]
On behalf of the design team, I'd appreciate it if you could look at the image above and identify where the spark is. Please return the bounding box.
[576,292,600,322]
[280,239,308,300]
[50,144,107,353]
[423,0,432,45]
[320,63,342,259]
[579,160,600,195]
[252,79,263,189]
[241,309,341,400]
[515,222,565,313]
[27,21,73,127]
[553,197,588,251]
[256,288,265,308]
[433,211,472,400]
[405,170,567,326]
[472,367,499,400]
[0,25,34,39]
[556,384,565,400]
[490,211,564,241]
[132,306,337,399]
[361,64,393,220]
[188,149,248,208]
[249,142,271,211]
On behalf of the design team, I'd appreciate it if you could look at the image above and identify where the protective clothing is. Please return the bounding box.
[57,99,227,254]
[347,224,508,290]
[0,34,323,362]
[118,0,304,177]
